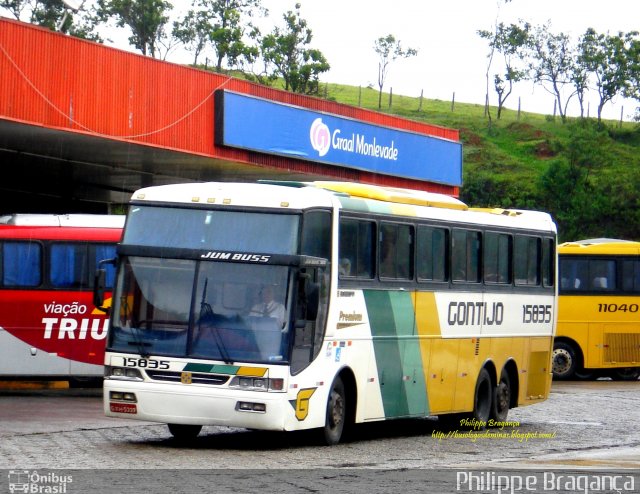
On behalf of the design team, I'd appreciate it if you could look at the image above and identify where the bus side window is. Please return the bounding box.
[417,226,448,282]
[1,241,42,287]
[379,223,413,280]
[622,260,640,292]
[589,259,615,291]
[50,243,89,289]
[514,235,540,286]
[338,219,375,279]
[542,238,555,287]
[452,229,481,283]
[560,258,587,291]
[94,244,117,289]
[484,232,512,284]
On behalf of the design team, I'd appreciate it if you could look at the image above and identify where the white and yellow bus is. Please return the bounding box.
[97,181,557,444]
[553,239,640,381]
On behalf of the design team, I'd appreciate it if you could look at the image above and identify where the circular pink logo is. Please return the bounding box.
[309,118,331,157]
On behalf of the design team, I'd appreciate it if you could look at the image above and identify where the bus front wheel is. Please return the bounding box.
[552,342,578,380]
[321,376,346,445]
[168,423,202,441]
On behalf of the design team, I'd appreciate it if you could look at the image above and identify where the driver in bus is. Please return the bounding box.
[249,285,286,331]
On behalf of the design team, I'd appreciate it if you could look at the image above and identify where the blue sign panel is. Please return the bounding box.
[215,90,462,186]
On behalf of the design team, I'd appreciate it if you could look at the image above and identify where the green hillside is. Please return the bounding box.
[322,84,640,243]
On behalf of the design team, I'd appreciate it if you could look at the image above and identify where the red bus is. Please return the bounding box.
[0,214,124,382]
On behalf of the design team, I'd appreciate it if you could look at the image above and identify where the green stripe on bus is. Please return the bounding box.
[388,291,429,416]
[338,196,395,215]
[337,197,370,213]
[364,290,429,418]
[183,363,240,374]
[365,290,409,417]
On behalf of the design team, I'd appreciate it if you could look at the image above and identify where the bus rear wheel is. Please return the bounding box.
[610,368,640,381]
[490,369,511,422]
[168,423,202,441]
[321,376,346,445]
[552,341,578,380]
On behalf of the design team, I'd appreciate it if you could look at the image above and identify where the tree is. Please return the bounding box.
[260,3,329,95]
[622,36,640,107]
[1,0,102,40]
[539,122,611,240]
[478,21,529,119]
[577,28,637,124]
[97,0,172,58]
[373,34,417,109]
[1,0,37,21]
[172,8,213,66]
[479,0,514,125]
[527,23,576,123]
[173,0,264,71]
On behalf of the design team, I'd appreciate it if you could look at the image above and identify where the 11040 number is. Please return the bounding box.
[598,303,639,313]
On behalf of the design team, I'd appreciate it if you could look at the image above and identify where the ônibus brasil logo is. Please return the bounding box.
[309,118,331,157]
[308,117,399,161]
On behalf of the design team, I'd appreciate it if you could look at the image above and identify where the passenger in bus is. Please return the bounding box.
[592,277,607,289]
[339,258,351,276]
[249,285,286,330]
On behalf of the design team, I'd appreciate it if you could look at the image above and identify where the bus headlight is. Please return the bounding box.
[106,366,143,381]
[229,376,284,391]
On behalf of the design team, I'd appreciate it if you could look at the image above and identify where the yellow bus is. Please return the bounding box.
[97,181,557,443]
[553,239,640,381]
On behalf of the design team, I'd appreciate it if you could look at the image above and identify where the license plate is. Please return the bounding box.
[110,403,137,414]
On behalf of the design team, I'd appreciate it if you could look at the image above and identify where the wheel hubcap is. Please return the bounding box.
[552,349,571,375]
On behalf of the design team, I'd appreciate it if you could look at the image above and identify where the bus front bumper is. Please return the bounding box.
[103,378,290,431]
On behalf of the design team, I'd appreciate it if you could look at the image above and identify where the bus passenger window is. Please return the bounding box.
[95,244,117,289]
[622,260,640,292]
[559,258,588,291]
[452,229,481,283]
[1,241,42,287]
[417,226,447,282]
[514,236,540,286]
[50,243,89,288]
[484,232,512,284]
[589,259,615,291]
[379,223,413,280]
[542,238,555,287]
[338,219,375,279]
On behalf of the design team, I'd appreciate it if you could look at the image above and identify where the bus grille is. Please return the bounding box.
[146,370,230,385]
[604,333,640,364]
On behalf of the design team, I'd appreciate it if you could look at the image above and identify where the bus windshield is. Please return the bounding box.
[109,257,294,364]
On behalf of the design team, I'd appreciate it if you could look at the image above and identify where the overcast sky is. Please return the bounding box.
[255,0,638,120]
[93,0,638,121]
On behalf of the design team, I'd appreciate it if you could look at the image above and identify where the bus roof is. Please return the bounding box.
[559,238,640,255]
[130,181,556,234]
[0,214,125,228]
